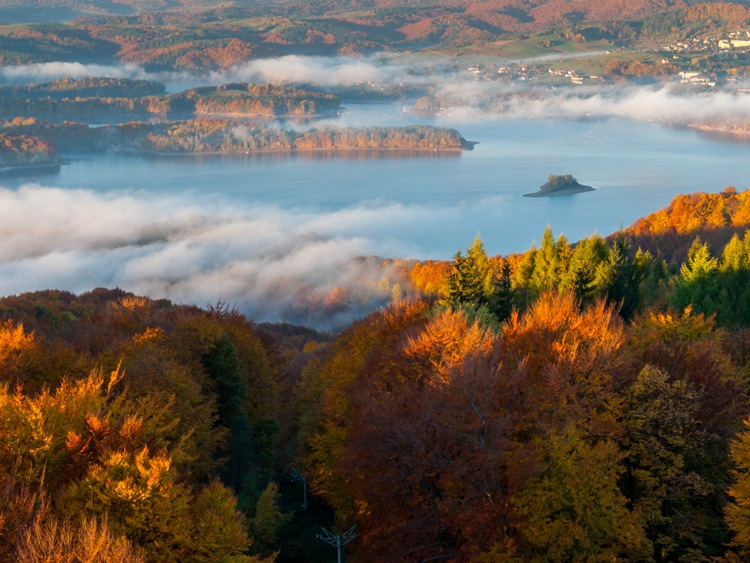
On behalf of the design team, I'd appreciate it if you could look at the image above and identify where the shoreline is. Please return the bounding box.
[0,160,63,175]
[688,123,750,136]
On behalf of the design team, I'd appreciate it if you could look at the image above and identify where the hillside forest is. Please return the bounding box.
[5,0,750,561]
[3,0,750,75]
[4,188,750,561]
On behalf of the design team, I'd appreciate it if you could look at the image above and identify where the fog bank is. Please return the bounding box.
[0,184,416,330]
[4,55,750,125]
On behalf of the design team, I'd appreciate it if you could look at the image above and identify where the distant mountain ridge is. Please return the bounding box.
[3,0,746,31]
[2,0,750,67]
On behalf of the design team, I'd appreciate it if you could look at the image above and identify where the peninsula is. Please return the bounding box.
[0,132,59,172]
[525,174,595,197]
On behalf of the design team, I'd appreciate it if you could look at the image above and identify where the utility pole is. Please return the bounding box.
[288,467,307,510]
[317,525,356,563]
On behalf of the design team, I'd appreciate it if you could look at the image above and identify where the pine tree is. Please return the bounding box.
[673,238,719,317]
[530,227,570,296]
[718,233,750,326]
[562,235,609,306]
[488,260,514,323]
[597,233,642,321]
[442,237,491,308]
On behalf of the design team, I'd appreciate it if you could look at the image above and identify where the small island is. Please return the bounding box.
[524,174,595,197]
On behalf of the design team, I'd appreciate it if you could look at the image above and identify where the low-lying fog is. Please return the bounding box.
[2,54,750,328]
[0,184,418,329]
[4,54,750,124]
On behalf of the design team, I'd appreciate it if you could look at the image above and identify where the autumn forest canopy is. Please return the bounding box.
[5,0,750,561]
[2,188,750,561]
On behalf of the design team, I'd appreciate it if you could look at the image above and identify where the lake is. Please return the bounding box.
[2,104,749,327]
[4,104,748,258]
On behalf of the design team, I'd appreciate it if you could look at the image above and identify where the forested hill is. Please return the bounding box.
[5,188,750,561]
[3,0,750,69]
[0,0,701,26]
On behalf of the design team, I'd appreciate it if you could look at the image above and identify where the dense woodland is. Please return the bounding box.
[4,189,750,561]
[5,1,750,561]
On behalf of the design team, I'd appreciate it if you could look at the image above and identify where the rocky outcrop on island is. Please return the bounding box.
[524,174,595,197]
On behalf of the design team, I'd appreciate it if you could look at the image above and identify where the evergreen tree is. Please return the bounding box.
[512,244,537,310]
[718,233,750,326]
[442,237,491,308]
[488,260,514,323]
[530,227,571,296]
[673,238,719,317]
[203,335,247,426]
[562,235,609,306]
[597,233,642,321]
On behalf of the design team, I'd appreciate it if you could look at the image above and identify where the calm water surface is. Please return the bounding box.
[4,104,749,258]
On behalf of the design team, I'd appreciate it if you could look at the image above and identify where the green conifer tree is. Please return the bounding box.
[597,233,642,321]
[673,238,719,317]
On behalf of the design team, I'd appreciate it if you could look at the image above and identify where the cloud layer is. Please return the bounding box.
[0,184,411,330]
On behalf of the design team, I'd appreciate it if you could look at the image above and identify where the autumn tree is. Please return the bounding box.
[16,515,146,563]
[623,307,748,556]
[301,298,431,522]
[250,482,292,550]
[515,425,648,560]
[622,365,711,559]
[727,417,750,556]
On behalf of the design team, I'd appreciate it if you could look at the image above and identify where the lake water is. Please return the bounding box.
[2,104,749,327]
[4,104,748,259]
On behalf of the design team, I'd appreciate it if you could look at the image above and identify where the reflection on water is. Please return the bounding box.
[134,148,462,165]
[0,163,61,180]
[278,149,460,161]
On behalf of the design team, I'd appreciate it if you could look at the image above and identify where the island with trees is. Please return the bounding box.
[525,174,595,197]
[0,118,473,156]
[0,79,341,120]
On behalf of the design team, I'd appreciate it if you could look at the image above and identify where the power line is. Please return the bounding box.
[288,467,307,510]
[316,525,357,563]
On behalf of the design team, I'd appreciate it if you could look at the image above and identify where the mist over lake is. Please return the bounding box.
[2,101,749,327]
